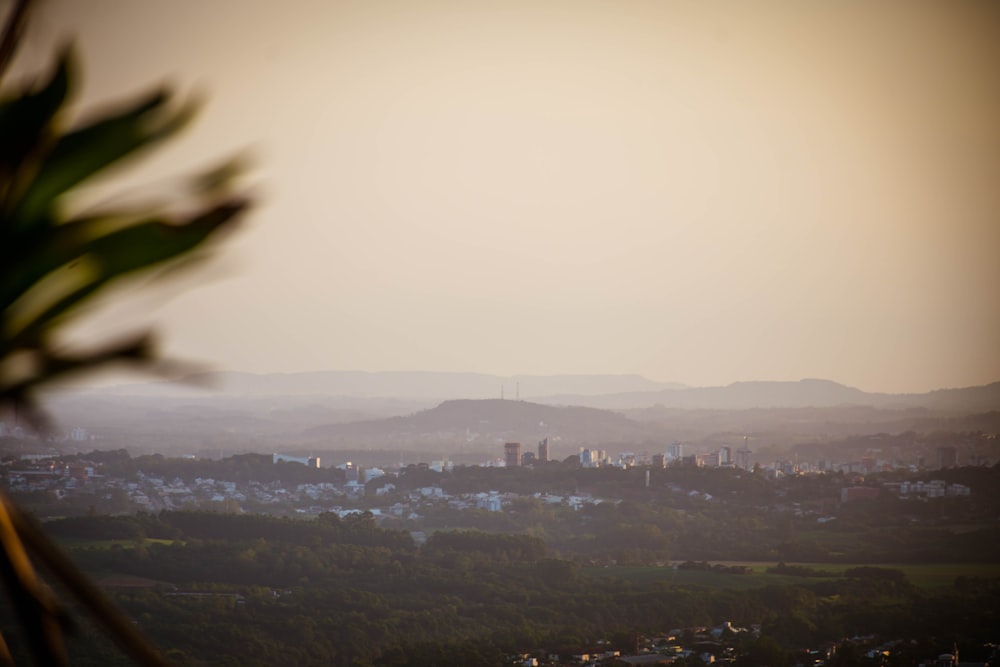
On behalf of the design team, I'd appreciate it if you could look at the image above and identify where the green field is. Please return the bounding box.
[53,534,1000,591]
[584,561,1000,590]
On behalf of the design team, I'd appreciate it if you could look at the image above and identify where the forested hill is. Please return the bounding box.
[303,399,654,446]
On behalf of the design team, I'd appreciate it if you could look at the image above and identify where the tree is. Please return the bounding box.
[736,636,789,667]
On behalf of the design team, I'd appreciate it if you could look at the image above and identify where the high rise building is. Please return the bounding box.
[537,438,549,463]
[719,446,731,466]
[667,442,684,461]
[504,442,521,468]
[735,435,753,471]
[735,447,753,471]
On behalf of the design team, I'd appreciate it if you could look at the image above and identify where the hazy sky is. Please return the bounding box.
[15,1,1000,393]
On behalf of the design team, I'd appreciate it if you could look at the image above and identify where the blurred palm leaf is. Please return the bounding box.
[0,2,252,664]
[0,44,250,426]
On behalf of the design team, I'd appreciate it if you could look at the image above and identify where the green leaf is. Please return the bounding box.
[10,86,197,226]
[0,46,73,207]
[2,144,250,308]
[1,211,143,311]
[4,199,247,350]
[0,333,154,402]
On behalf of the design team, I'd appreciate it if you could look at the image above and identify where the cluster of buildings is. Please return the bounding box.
[0,424,983,518]
[4,458,99,493]
[885,479,971,499]
[3,446,976,522]
[367,487,608,522]
[0,422,93,443]
[514,631,969,667]
[0,451,618,518]
[494,438,982,479]
[837,479,971,504]
[503,438,551,467]
[498,439,757,471]
[512,622,758,666]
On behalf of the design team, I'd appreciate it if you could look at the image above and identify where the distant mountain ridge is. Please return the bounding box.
[93,370,677,400]
[80,371,1000,412]
[541,378,869,410]
[38,376,1000,456]
[545,379,1000,412]
[592,379,1000,412]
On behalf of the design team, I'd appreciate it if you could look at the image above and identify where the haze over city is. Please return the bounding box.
[17,0,1000,394]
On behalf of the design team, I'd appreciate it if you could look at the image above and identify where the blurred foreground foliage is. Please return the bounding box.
[0,17,248,427]
[0,0,250,663]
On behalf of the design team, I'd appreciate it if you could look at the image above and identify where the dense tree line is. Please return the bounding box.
[2,510,994,666]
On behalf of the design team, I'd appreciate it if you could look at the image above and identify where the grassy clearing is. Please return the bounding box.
[583,562,1000,590]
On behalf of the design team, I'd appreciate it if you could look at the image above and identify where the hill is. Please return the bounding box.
[304,399,655,449]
